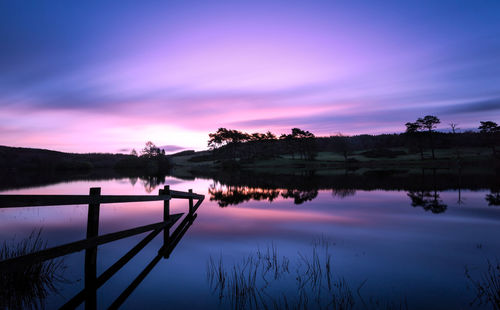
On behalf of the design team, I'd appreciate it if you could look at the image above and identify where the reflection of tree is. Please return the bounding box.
[407,191,430,207]
[407,190,447,214]
[485,191,500,206]
[426,191,447,213]
[407,168,447,214]
[209,184,280,207]
[140,175,165,193]
[208,183,319,207]
[129,177,138,186]
[0,230,66,310]
[280,189,318,205]
[331,188,356,199]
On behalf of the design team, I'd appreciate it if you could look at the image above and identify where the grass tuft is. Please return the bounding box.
[0,230,66,310]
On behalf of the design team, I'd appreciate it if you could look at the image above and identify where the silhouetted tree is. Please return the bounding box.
[479,121,499,132]
[265,131,277,140]
[416,115,440,159]
[130,149,138,156]
[141,141,162,158]
[208,128,225,149]
[478,121,499,155]
[280,128,317,160]
[137,142,170,172]
[208,128,253,158]
[290,128,314,139]
[405,122,424,160]
[208,128,251,149]
[250,132,266,141]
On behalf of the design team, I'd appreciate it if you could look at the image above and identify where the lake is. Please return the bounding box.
[1,169,499,309]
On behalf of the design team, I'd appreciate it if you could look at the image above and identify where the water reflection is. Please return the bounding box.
[208,181,453,213]
[139,175,165,193]
[208,184,281,207]
[465,259,500,310]
[0,187,203,309]
[0,230,66,310]
[129,177,138,186]
[407,169,448,213]
[1,168,500,309]
[407,190,447,214]
[331,188,356,199]
[208,183,322,207]
[185,167,499,214]
[0,212,198,309]
[485,190,500,206]
[208,181,452,215]
[280,188,318,204]
[62,212,198,309]
[207,238,412,310]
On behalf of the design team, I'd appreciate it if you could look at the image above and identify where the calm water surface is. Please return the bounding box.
[1,175,499,309]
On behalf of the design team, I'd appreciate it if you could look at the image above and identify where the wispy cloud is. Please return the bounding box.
[1,1,499,151]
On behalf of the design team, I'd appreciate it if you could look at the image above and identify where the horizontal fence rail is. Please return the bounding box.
[0,214,183,271]
[0,189,204,208]
[0,185,205,309]
[0,186,204,267]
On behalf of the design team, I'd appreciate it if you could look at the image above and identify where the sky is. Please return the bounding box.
[1,0,500,153]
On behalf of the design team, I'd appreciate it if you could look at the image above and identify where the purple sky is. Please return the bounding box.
[1,1,499,152]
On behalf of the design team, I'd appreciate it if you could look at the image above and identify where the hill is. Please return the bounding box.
[0,145,169,172]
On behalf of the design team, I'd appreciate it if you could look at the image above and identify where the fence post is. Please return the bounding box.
[188,189,194,215]
[87,187,101,238]
[85,187,100,310]
[161,185,170,258]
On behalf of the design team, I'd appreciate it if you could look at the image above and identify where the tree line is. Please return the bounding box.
[207,127,318,160]
[205,117,499,161]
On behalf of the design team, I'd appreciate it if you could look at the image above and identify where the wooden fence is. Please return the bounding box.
[0,185,205,309]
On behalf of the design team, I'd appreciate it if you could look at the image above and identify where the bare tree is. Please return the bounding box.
[449,123,460,160]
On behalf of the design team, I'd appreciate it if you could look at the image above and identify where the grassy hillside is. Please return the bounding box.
[0,145,169,172]
[169,146,498,174]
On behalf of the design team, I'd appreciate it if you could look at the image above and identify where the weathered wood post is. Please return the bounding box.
[160,185,170,258]
[85,187,100,310]
[188,189,194,215]
[87,187,100,239]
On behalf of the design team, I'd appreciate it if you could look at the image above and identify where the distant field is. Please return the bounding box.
[169,146,497,172]
[258,147,492,163]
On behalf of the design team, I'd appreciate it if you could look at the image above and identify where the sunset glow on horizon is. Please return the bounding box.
[1,1,500,153]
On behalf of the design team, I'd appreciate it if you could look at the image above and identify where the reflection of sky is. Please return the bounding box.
[1,178,500,308]
[1,1,500,152]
